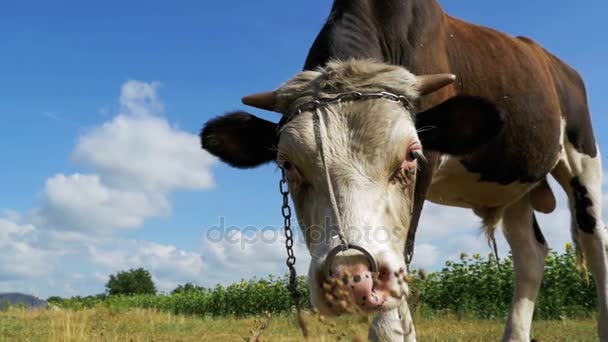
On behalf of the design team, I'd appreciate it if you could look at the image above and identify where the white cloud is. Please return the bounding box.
[75,80,213,193]
[413,202,495,269]
[201,229,310,285]
[534,180,572,252]
[87,240,207,292]
[0,219,58,281]
[27,80,215,234]
[119,80,164,117]
[36,173,169,231]
[411,243,440,269]
[0,80,220,297]
[417,203,480,240]
[0,213,212,296]
[73,114,215,193]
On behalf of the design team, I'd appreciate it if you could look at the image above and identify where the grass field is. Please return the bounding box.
[0,307,598,342]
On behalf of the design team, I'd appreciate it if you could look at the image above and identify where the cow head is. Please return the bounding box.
[200,59,503,315]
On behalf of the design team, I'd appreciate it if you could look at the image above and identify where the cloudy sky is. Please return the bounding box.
[1,1,607,298]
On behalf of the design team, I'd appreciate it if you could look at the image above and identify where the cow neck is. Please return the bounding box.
[303,0,447,70]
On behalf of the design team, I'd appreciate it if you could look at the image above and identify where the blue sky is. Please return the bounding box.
[0,1,606,298]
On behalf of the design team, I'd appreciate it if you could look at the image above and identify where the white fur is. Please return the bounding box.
[500,194,549,341]
[551,123,608,340]
[369,302,417,342]
[427,155,534,209]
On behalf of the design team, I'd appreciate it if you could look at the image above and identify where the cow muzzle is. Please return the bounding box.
[320,243,407,313]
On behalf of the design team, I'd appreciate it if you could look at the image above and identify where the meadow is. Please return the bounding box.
[0,308,597,341]
[1,246,599,341]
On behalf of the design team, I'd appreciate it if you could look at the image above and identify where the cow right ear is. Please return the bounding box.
[200,111,279,169]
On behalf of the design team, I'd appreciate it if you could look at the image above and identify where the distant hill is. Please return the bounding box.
[0,293,48,309]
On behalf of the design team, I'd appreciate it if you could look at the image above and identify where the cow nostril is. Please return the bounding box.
[378,266,391,282]
[353,275,362,283]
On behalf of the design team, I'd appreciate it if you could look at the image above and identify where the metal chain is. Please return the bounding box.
[288,91,412,120]
[279,167,301,308]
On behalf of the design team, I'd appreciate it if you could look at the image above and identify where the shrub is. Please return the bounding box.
[52,248,596,319]
[414,245,597,319]
[106,268,156,296]
[171,283,205,295]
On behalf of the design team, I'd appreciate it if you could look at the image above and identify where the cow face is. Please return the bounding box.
[201,59,503,315]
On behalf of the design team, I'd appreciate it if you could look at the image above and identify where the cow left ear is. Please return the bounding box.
[416,95,504,155]
[201,111,279,169]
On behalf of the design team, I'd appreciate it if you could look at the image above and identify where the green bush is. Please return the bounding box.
[414,245,597,319]
[50,275,309,317]
[171,283,205,295]
[50,248,596,319]
[106,268,156,296]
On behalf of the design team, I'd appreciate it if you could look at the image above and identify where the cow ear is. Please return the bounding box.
[201,111,278,168]
[416,96,504,155]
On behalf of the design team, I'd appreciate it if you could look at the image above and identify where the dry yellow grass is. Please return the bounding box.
[0,307,597,341]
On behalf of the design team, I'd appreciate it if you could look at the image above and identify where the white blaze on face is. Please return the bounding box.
[274,61,425,314]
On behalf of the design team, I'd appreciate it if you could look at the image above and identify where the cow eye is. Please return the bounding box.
[406,143,422,163]
[282,161,293,171]
[407,150,418,162]
[398,143,422,175]
[279,160,303,184]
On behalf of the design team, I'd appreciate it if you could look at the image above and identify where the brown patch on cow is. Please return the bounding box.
[530,178,556,214]
[444,19,563,185]
[544,51,598,158]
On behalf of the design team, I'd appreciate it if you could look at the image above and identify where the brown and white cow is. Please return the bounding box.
[200,1,606,341]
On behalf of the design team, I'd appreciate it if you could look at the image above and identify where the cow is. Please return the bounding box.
[199,1,606,341]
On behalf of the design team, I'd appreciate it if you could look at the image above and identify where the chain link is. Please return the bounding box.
[279,167,301,307]
[287,91,412,122]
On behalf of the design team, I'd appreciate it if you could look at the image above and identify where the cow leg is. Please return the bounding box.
[551,144,608,341]
[369,302,416,342]
[501,194,549,342]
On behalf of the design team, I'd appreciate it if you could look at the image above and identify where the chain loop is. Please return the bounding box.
[279,167,301,309]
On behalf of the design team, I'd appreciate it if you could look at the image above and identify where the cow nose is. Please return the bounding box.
[323,243,388,311]
[332,263,386,309]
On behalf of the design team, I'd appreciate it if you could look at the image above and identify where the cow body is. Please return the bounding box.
[201,1,607,341]
[301,2,606,341]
